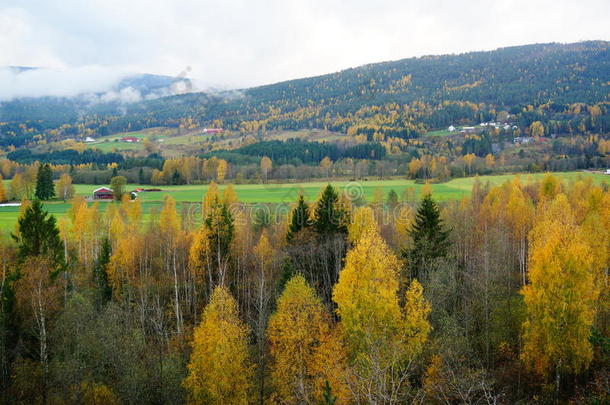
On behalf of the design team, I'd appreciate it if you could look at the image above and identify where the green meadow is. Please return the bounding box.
[1,171,607,230]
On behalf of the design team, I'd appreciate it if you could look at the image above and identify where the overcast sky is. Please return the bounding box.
[0,0,609,99]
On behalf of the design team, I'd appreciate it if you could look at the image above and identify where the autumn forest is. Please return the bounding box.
[0,172,608,404]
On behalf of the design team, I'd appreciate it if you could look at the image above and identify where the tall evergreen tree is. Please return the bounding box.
[403,194,451,279]
[11,200,64,268]
[387,189,399,209]
[204,195,235,287]
[286,194,310,241]
[93,238,112,306]
[34,164,55,201]
[313,185,348,236]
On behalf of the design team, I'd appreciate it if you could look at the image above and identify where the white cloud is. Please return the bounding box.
[0,0,608,99]
[0,66,130,100]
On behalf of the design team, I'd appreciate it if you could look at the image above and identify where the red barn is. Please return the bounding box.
[93,187,114,200]
[121,136,139,142]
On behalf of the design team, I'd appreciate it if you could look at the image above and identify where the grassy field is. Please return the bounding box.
[1,171,607,230]
[424,129,454,136]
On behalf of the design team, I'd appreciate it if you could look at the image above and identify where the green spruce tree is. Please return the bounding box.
[12,200,64,268]
[204,195,234,286]
[313,185,348,236]
[93,238,112,306]
[35,164,55,201]
[387,189,399,209]
[403,194,451,279]
[287,194,310,241]
[320,381,337,405]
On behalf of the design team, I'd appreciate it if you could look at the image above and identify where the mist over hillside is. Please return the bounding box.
[0,41,608,147]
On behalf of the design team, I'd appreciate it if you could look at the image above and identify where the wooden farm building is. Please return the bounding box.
[92,187,114,200]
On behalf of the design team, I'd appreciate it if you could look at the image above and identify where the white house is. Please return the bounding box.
[84,136,96,143]
[448,125,456,132]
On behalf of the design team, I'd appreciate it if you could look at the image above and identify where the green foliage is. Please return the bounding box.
[11,200,64,268]
[287,194,310,241]
[387,189,399,208]
[204,195,235,285]
[109,176,126,201]
[313,185,349,236]
[3,42,609,153]
[35,163,55,201]
[403,194,451,279]
[320,381,337,405]
[93,238,112,307]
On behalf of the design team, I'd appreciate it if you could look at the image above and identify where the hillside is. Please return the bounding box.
[1,41,609,148]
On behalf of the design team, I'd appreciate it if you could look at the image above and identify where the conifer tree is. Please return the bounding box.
[12,200,63,268]
[34,164,55,201]
[286,194,310,241]
[403,193,451,279]
[205,195,234,287]
[93,238,112,306]
[387,189,399,209]
[313,185,348,236]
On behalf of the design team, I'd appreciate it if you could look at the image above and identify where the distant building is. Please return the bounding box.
[448,125,456,132]
[202,128,223,134]
[606,169,610,175]
[84,136,96,143]
[514,136,534,144]
[121,136,139,143]
[92,187,114,200]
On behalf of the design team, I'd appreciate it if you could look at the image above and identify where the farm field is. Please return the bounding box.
[78,171,607,203]
[0,171,606,231]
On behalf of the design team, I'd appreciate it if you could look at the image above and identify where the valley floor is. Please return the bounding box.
[0,170,607,230]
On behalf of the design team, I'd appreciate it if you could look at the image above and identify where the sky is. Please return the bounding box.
[0,0,609,100]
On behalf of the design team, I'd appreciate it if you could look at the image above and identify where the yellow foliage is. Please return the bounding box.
[538,173,561,202]
[333,227,403,356]
[402,279,431,358]
[484,153,495,168]
[184,286,253,404]
[202,182,219,216]
[0,174,7,202]
[267,275,350,404]
[254,230,274,268]
[160,195,181,237]
[348,206,377,245]
[394,204,414,248]
[222,184,238,206]
[421,182,432,197]
[216,159,227,183]
[80,381,122,405]
[521,194,600,378]
[189,226,211,280]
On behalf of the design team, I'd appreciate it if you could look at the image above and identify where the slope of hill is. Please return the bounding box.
[1,41,609,147]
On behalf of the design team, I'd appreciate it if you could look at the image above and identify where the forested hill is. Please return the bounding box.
[241,41,610,107]
[1,41,609,146]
